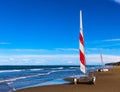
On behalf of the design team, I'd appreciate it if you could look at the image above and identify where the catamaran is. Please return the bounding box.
[73,10,96,84]
[97,54,109,72]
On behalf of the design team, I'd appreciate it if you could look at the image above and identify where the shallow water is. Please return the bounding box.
[0,65,101,91]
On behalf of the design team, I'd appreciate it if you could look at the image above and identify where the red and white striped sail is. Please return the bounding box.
[79,10,86,74]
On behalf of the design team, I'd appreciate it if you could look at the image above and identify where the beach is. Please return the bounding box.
[16,66,120,92]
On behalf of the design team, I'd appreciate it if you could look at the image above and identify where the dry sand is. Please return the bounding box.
[16,66,120,92]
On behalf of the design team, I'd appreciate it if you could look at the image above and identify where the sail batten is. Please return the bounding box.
[79,10,86,74]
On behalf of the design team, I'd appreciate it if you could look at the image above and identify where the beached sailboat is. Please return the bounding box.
[97,54,109,72]
[73,10,96,84]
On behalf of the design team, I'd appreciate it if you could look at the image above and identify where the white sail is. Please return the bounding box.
[100,54,104,67]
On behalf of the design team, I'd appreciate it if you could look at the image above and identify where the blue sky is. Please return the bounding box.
[0,0,120,65]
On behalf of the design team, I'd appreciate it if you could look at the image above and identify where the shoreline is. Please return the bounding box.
[15,78,69,91]
[16,66,120,92]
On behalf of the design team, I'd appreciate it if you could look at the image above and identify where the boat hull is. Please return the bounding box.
[73,76,96,85]
[64,76,96,85]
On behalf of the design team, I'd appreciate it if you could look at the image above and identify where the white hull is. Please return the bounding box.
[97,68,109,72]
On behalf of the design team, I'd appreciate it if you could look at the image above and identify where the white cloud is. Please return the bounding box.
[0,42,11,45]
[87,39,120,49]
[0,48,78,55]
[0,54,79,65]
[86,54,120,65]
[87,47,120,55]
[55,48,78,51]
[0,54,119,65]
[0,48,119,65]
[114,0,120,4]
[102,38,120,42]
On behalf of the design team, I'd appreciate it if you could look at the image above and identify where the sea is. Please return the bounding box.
[0,65,103,92]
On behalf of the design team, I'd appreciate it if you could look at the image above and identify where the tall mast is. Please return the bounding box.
[100,54,104,69]
[79,10,86,74]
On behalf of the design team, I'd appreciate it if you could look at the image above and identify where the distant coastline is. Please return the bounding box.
[105,61,120,66]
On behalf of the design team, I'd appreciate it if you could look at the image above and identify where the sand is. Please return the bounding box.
[16,66,120,92]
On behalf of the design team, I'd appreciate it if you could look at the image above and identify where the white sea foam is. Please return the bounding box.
[0,68,76,86]
[0,70,23,73]
[51,67,64,70]
[69,67,79,69]
[0,76,27,83]
[47,69,75,74]
[29,69,44,71]
[0,71,53,84]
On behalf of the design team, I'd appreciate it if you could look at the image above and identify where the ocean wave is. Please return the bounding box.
[0,71,54,84]
[69,67,79,69]
[29,69,44,71]
[51,67,64,70]
[0,69,77,86]
[0,70,23,73]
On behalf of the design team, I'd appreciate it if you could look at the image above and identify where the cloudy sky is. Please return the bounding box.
[0,0,120,65]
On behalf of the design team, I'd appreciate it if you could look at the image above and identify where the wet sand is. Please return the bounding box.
[16,66,120,92]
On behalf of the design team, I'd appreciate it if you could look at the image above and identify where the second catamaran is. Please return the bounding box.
[97,54,109,72]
